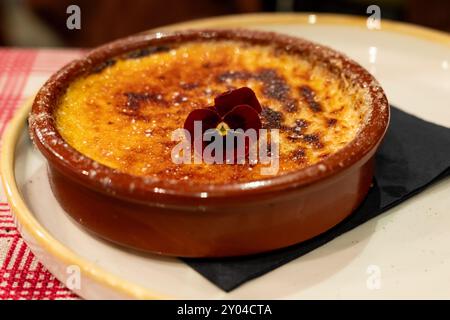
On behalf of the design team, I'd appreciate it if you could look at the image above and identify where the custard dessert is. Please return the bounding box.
[29,30,389,257]
[55,40,371,184]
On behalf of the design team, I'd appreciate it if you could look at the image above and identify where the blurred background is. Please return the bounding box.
[0,0,449,47]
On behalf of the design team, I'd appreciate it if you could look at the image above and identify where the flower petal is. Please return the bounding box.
[183,108,221,141]
[214,87,262,116]
[223,104,262,132]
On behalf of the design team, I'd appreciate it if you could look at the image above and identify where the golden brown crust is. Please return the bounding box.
[55,40,369,184]
[29,29,389,202]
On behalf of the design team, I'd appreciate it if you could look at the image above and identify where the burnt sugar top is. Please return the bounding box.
[54,40,370,184]
[29,30,389,198]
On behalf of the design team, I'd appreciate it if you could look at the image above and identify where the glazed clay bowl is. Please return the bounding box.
[29,29,389,257]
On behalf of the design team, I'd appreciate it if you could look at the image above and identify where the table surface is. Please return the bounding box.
[1,13,449,299]
[0,48,83,299]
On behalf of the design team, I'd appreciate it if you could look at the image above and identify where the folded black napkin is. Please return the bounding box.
[183,106,450,292]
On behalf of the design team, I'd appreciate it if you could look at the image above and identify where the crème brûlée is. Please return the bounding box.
[29,30,389,257]
[55,40,371,184]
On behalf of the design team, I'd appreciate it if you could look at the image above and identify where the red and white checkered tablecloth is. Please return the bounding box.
[0,48,84,300]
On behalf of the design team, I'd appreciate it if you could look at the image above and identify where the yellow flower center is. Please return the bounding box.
[216,121,230,136]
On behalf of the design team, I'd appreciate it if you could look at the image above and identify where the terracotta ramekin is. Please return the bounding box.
[29,29,389,257]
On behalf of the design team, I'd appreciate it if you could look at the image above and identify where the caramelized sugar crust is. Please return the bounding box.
[55,41,370,184]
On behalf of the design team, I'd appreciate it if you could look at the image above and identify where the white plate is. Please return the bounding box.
[2,14,450,299]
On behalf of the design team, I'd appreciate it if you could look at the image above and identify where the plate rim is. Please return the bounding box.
[1,98,168,299]
[158,12,450,47]
[1,13,449,300]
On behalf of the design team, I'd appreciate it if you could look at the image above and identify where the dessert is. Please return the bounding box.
[29,30,389,257]
[54,39,370,184]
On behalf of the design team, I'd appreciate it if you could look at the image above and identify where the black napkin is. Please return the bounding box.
[183,106,450,292]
